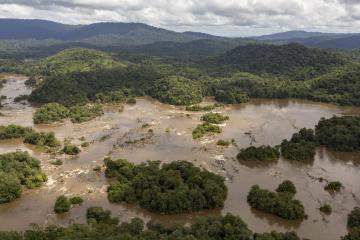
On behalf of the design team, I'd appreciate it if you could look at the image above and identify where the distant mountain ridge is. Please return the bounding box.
[0,19,217,45]
[256,30,360,49]
[255,30,340,41]
[0,19,360,50]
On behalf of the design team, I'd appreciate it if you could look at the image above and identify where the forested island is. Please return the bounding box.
[247,182,305,220]
[105,158,227,214]
[0,151,47,204]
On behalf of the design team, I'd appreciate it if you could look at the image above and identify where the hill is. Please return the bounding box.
[119,39,253,58]
[0,19,78,40]
[214,43,346,80]
[256,30,339,41]
[21,48,126,76]
[257,30,360,49]
[310,35,360,49]
[0,19,218,46]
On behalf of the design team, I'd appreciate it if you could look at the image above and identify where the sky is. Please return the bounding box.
[0,0,359,37]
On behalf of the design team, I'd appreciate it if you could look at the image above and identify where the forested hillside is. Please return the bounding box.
[214,43,346,80]
[2,41,360,107]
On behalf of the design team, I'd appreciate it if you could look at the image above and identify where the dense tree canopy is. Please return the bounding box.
[54,195,71,214]
[150,76,203,105]
[315,116,360,151]
[192,122,221,139]
[0,172,21,204]
[33,103,104,124]
[247,185,305,220]
[276,180,297,195]
[254,231,300,240]
[324,181,343,192]
[0,151,46,203]
[281,128,316,161]
[0,208,300,240]
[215,43,345,80]
[201,112,229,124]
[33,103,69,124]
[105,158,227,214]
[0,125,60,148]
[348,207,360,229]
[237,146,279,161]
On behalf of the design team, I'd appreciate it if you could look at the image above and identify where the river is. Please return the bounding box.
[0,75,359,240]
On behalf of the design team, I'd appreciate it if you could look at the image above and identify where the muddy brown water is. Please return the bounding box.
[0,76,360,240]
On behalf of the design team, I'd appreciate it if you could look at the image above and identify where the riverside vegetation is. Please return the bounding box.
[1,30,360,240]
[1,43,360,109]
[0,151,47,204]
[105,158,227,214]
[0,124,60,148]
[236,116,360,163]
[33,103,103,124]
[192,112,229,139]
[0,206,302,240]
[247,181,305,220]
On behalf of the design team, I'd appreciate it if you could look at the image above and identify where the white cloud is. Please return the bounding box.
[0,0,359,36]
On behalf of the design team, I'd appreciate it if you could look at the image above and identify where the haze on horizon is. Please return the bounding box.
[0,0,359,37]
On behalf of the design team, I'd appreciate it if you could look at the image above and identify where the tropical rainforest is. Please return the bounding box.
[105,158,227,214]
[1,19,360,240]
[1,41,360,108]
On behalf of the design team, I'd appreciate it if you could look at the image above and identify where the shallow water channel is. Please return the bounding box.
[0,76,359,240]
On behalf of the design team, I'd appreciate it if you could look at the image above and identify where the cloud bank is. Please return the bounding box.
[0,0,359,36]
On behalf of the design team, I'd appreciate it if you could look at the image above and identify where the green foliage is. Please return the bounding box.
[126,98,137,105]
[186,104,215,112]
[13,95,29,102]
[215,43,345,80]
[33,103,69,124]
[86,207,119,225]
[33,48,126,76]
[50,159,63,166]
[315,116,360,151]
[276,180,297,195]
[217,139,231,147]
[54,195,71,214]
[0,152,45,204]
[33,103,103,124]
[201,112,229,124]
[81,142,89,148]
[342,227,360,240]
[0,210,259,240]
[150,76,203,105]
[324,181,343,192]
[254,231,300,240]
[348,207,360,229]
[319,204,332,214]
[105,158,227,214]
[0,125,60,148]
[69,105,103,123]
[247,185,305,220]
[69,196,84,205]
[93,165,101,172]
[311,64,360,106]
[95,90,126,103]
[29,65,160,106]
[214,88,250,104]
[237,146,280,161]
[23,132,60,147]
[281,128,316,161]
[62,145,81,155]
[192,122,221,139]
[0,172,21,204]
[0,124,33,140]
[0,151,47,190]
